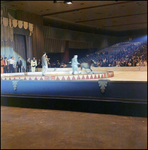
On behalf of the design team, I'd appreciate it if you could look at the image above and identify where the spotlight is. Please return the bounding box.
[64,1,73,4]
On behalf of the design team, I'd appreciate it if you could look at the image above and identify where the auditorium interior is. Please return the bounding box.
[1,1,147,149]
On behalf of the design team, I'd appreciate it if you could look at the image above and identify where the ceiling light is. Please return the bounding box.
[64,1,73,4]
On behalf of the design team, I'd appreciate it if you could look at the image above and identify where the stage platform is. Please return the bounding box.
[1,66,147,81]
[1,67,147,117]
[1,71,114,81]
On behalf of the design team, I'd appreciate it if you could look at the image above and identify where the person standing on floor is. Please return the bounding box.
[37,59,42,68]
[31,57,37,72]
[16,57,22,72]
[26,58,31,72]
[42,52,48,76]
[8,56,16,73]
[45,55,51,68]
[71,55,81,75]
[1,55,4,74]
[12,57,17,72]
[4,57,9,73]
[48,57,51,68]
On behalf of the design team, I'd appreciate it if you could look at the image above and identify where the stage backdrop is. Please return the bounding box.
[1,14,33,71]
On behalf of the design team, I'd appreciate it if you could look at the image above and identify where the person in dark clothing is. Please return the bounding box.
[26,58,31,72]
[16,57,22,72]
[1,55,4,74]
[4,57,9,73]
[37,59,42,68]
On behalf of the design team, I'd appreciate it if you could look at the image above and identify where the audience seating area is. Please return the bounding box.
[78,41,147,67]
[38,40,147,69]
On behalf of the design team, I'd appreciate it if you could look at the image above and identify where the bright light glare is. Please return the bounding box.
[131,35,147,42]
[66,1,72,4]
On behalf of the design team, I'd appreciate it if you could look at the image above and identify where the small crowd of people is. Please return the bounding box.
[35,58,67,69]
[1,53,68,74]
[26,54,51,73]
[41,52,80,76]
[1,41,147,75]
[1,55,23,74]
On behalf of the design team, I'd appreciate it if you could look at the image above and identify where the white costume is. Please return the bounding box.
[71,55,80,75]
[31,59,37,72]
[42,53,48,76]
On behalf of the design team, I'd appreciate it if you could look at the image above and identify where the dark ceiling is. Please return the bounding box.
[1,1,147,36]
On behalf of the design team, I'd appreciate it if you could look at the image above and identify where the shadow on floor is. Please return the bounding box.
[1,96,147,117]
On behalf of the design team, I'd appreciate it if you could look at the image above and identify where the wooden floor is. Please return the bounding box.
[1,106,147,149]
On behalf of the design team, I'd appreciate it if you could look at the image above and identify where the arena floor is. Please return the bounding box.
[1,70,147,81]
[109,71,147,81]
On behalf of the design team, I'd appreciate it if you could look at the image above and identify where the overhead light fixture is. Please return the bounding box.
[54,1,73,4]
[64,1,73,4]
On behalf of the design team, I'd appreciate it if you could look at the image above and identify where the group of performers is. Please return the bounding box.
[1,53,80,75]
[1,55,23,74]
[26,55,50,73]
[41,52,80,76]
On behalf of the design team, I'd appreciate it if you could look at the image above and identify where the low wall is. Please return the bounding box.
[1,80,147,117]
[1,74,147,117]
[37,66,147,72]
[1,80,147,103]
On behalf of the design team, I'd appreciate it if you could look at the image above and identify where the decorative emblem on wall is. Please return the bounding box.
[12,79,20,91]
[98,79,109,93]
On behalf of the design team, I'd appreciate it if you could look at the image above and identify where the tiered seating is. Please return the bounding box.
[79,41,147,67]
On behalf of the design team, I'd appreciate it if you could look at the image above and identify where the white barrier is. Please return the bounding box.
[1,66,147,78]
[37,66,147,72]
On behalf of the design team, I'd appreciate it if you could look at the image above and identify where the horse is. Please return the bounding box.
[80,59,96,74]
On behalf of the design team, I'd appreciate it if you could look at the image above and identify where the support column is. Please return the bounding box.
[62,40,69,63]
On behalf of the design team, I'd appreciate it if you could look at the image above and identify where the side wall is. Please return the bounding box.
[43,26,129,50]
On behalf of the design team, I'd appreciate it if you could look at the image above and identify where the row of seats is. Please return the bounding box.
[78,41,147,67]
